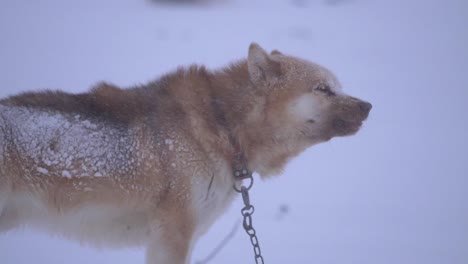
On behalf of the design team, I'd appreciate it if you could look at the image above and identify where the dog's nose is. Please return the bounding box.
[358,101,372,115]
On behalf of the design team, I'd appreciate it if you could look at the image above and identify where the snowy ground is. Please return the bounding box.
[1,0,467,263]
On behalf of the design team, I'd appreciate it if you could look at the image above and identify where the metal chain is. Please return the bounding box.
[234,172,265,264]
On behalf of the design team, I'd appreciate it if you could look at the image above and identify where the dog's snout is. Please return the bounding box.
[358,101,372,115]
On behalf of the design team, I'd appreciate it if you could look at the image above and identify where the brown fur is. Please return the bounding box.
[0,43,371,264]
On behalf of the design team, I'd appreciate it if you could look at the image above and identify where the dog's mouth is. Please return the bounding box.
[332,119,363,136]
[330,100,372,137]
[307,119,364,142]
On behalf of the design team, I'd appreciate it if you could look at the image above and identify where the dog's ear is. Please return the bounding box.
[271,50,283,56]
[248,43,281,84]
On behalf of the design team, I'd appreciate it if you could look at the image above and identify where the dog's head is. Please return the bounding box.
[243,43,372,176]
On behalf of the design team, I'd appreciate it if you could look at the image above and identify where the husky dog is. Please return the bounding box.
[0,43,371,264]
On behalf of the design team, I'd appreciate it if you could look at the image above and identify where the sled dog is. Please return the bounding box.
[0,43,371,263]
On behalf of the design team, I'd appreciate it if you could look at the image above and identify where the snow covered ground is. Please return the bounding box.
[1,0,467,263]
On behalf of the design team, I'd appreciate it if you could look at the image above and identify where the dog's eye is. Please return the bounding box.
[315,84,335,96]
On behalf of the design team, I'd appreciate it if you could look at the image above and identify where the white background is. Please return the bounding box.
[1,0,467,263]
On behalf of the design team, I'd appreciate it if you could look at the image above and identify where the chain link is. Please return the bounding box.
[234,173,265,264]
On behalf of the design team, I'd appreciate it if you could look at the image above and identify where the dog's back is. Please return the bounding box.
[0,68,231,252]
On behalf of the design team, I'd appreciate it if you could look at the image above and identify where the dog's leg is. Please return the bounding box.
[0,187,16,232]
[0,204,18,232]
[146,218,195,264]
[0,186,19,232]
[0,191,5,221]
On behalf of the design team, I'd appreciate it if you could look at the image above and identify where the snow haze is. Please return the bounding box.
[1,0,467,263]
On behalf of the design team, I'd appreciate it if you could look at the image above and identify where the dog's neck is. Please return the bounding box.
[208,63,251,176]
[209,60,308,177]
[211,61,266,177]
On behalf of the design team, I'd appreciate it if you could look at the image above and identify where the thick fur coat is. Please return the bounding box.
[0,43,371,264]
